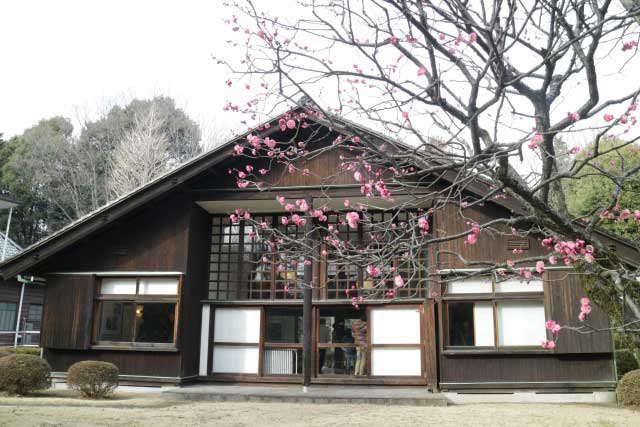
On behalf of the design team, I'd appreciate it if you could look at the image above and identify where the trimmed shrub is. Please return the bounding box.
[616,349,640,379]
[0,354,51,395]
[67,361,119,399]
[617,369,640,406]
[0,347,41,356]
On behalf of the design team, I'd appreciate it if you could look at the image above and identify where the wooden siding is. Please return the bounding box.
[439,353,614,386]
[179,202,211,377]
[544,270,612,354]
[41,275,94,350]
[0,279,45,346]
[45,349,181,377]
[38,192,192,273]
[434,203,548,269]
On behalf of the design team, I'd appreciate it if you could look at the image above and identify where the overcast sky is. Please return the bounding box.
[0,0,251,140]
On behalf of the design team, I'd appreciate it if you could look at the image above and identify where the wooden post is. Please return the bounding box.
[303,196,313,390]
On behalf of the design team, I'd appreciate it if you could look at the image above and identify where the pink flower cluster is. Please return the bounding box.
[417,216,430,235]
[541,320,560,349]
[345,211,360,229]
[229,209,251,223]
[600,207,640,223]
[528,132,543,149]
[579,297,592,321]
[541,237,595,266]
[464,223,481,245]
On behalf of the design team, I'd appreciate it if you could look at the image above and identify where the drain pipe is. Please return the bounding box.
[14,275,46,347]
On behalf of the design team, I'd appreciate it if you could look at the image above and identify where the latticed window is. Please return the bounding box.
[208,211,429,301]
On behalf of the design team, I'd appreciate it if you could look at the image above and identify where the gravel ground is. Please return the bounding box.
[0,393,639,427]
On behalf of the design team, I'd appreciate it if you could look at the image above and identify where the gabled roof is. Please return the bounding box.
[0,106,638,278]
[0,231,22,261]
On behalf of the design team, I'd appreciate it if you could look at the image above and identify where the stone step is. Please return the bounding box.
[161,385,447,406]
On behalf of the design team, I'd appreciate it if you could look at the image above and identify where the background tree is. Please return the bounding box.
[107,105,170,198]
[219,0,640,343]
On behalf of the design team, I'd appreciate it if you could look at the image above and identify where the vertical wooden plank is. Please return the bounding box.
[199,304,211,376]
[424,300,439,390]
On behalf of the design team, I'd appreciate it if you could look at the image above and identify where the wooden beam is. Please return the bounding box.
[302,195,313,388]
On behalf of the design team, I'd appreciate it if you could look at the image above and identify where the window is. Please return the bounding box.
[208,211,429,301]
[317,307,366,376]
[95,276,179,347]
[0,302,17,331]
[212,308,261,374]
[27,304,43,322]
[370,307,422,376]
[444,275,546,348]
[263,308,303,375]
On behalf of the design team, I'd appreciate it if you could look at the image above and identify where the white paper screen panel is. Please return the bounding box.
[371,348,421,376]
[370,308,421,344]
[101,278,136,295]
[473,302,495,346]
[495,278,543,293]
[212,346,259,374]
[497,302,546,346]
[138,277,179,295]
[448,277,492,294]
[213,308,261,343]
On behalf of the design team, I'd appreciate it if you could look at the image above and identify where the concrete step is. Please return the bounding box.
[161,384,447,406]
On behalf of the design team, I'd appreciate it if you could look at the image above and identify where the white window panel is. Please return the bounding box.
[370,308,421,344]
[213,308,261,343]
[473,302,495,346]
[138,277,179,295]
[212,345,259,374]
[371,348,421,376]
[495,278,543,293]
[101,278,136,295]
[448,277,492,294]
[497,301,546,346]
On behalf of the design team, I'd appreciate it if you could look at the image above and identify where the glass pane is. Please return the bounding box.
[495,278,543,293]
[101,278,137,295]
[213,308,261,343]
[318,307,366,344]
[212,345,259,374]
[27,304,43,322]
[473,302,495,346]
[370,308,420,344]
[263,348,302,375]
[318,346,363,375]
[447,277,492,294]
[0,302,17,331]
[497,301,546,346]
[98,302,134,341]
[134,303,176,343]
[138,277,179,295]
[448,303,475,346]
[371,348,421,376]
[265,308,302,343]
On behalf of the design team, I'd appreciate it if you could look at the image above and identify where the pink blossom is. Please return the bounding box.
[276,196,286,205]
[345,211,359,229]
[567,112,580,122]
[536,260,545,274]
[528,132,543,149]
[402,111,409,119]
[622,40,639,51]
[466,233,478,245]
[580,297,591,306]
[234,144,244,155]
[394,275,405,288]
[549,255,558,265]
[353,171,363,182]
[344,199,351,208]
[264,137,277,149]
[366,265,380,278]
[288,164,295,174]
[388,36,399,44]
[259,169,268,175]
[285,203,296,212]
[578,312,587,322]
[604,113,614,122]
[418,217,430,233]
[278,118,286,131]
[303,260,312,266]
[541,340,556,349]
[584,253,595,264]
[468,32,477,44]
[569,145,581,154]
[237,171,246,179]
[286,119,296,129]
[417,67,426,76]
[281,216,289,225]
[351,136,361,143]
[237,181,249,188]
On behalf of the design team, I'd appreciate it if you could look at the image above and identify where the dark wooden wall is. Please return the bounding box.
[434,202,548,269]
[37,191,198,379]
[179,202,211,378]
[439,353,614,388]
[41,274,94,350]
[45,349,181,377]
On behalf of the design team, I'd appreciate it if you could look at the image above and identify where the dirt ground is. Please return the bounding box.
[0,392,639,427]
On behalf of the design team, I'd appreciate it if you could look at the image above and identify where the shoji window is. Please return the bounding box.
[211,308,261,374]
[370,307,422,376]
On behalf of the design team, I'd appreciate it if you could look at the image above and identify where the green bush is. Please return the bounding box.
[0,347,41,356]
[67,361,119,399]
[616,349,640,379]
[617,369,640,406]
[0,354,51,395]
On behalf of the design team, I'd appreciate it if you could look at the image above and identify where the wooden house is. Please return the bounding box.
[0,110,634,391]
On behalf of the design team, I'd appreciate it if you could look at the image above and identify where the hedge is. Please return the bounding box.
[67,361,119,399]
[0,354,51,395]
